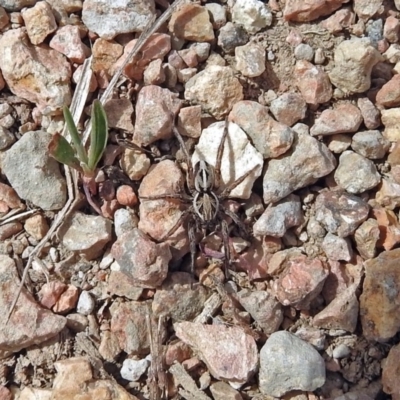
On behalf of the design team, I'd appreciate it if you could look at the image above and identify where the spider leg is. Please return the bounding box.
[220,208,250,239]
[219,164,260,199]
[158,208,190,241]
[188,218,198,276]
[172,124,196,195]
[140,193,192,202]
[221,218,231,277]
[214,118,229,190]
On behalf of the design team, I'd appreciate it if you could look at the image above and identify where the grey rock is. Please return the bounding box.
[59,212,112,260]
[263,131,336,204]
[259,331,326,397]
[315,191,369,237]
[111,228,170,288]
[294,43,314,61]
[351,130,390,159]
[322,232,353,262]
[253,194,303,237]
[0,126,15,150]
[3,131,66,210]
[114,208,139,238]
[152,272,210,321]
[82,0,155,40]
[334,151,381,193]
[237,290,283,334]
[0,0,35,11]
[332,343,351,359]
[218,22,249,54]
[205,3,226,29]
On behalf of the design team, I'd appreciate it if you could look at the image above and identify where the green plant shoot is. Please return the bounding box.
[48,99,108,178]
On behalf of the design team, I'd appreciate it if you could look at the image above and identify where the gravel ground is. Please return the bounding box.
[0,0,400,399]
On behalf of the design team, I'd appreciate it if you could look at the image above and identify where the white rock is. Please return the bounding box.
[231,0,272,34]
[114,208,139,238]
[235,43,266,77]
[192,121,263,199]
[120,358,150,381]
[329,38,383,94]
[76,291,95,315]
[82,0,155,40]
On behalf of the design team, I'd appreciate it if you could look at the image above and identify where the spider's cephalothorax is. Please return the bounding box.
[192,160,219,225]
[140,120,258,277]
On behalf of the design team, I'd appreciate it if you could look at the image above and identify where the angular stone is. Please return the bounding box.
[185,66,243,120]
[253,194,303,237]
[295,60,332,105]
[382,107,400,142]
[237,290,283,334]
[315,191,369,237]
[322,233,353,262]
[263,131,336,204]
[357,97,381,130]
[272,254,328,309]
[311,104,362,136]
[259,331,325,397]
[334,151,381,193]
[110,300,151,355]
[82,0,155,40]
[3,131,66,210]
[329,38,383,94]
[21,1,57,45]
[314,285,359,332]
[0,29,71,114]
[175,321,258,386]
[111,228,170,288]
[351,130,390,159]
[235,43,265,77]
[169,3,214,42]
[59,212,112,260]
[153,273,210,321]
[354,219,380,259]
[134,85,182,146]
[49,25,91,63]
[0,255,66,353]
[360,248,400,342]
[230,100,294,159]
[231,0,272,33]
[376,74,400,108]
[382,342,400,398]
[270,93,307,127]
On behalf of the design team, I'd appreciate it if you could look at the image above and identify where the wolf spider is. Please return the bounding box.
[140,120,258,276]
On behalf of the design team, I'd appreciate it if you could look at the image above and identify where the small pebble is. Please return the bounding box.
[332,343,351,359]
[120,358,150,382]
[76,290,95,316]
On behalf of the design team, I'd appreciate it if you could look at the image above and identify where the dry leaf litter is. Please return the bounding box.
[0,0,399,399]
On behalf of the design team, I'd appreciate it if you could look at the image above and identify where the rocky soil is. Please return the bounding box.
[0,0,400,399]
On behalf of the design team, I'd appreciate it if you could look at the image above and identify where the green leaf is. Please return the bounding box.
[48,133,83,172]
[63,105,88,166]
[87,100,108,172]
